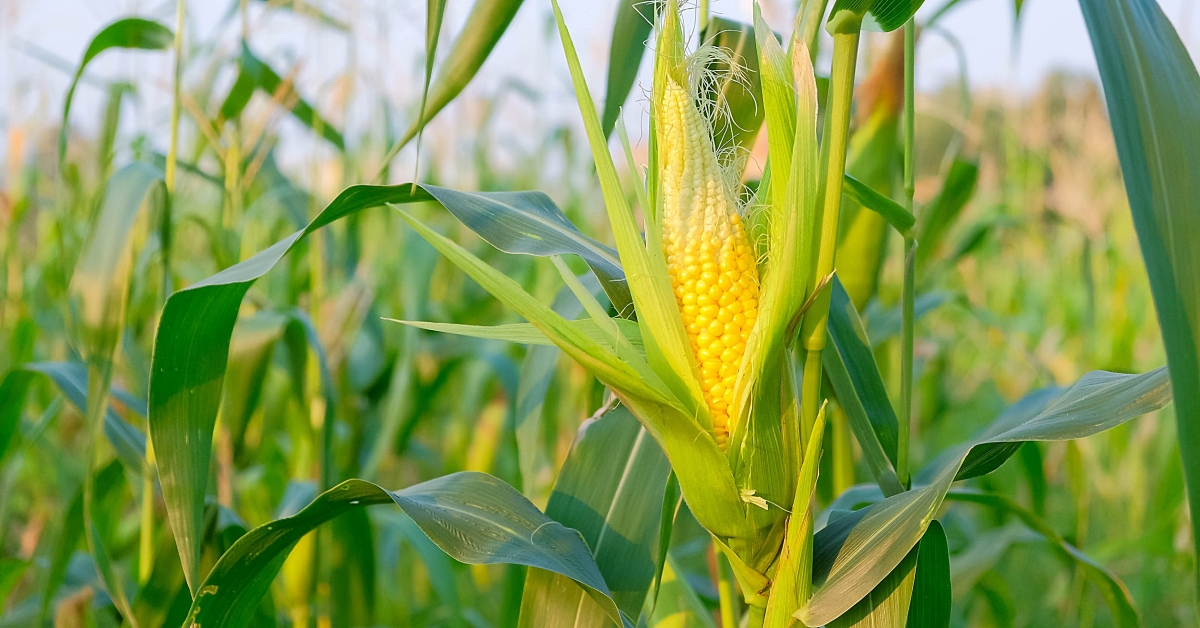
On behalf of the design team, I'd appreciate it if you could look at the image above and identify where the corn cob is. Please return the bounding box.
[659,77,760,448]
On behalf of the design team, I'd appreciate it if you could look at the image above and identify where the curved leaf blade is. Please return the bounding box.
[419,186,631,314]
[823,277,903,494]
[184,472,625,628]
[147,182,603,593]
[801,367,1170,626]
[59,17,173,165]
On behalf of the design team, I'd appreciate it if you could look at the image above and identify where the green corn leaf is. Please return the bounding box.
[374,509,462,611]
[386,318,644,354]
[829,0,928,33]
[411,0,447,181]
[800,367,1170,626]
[69,163,164,369]
[147,182,595,594]
[819,519,946,628]
[515,284,585,496]
[1078,0,1200,599]
[842,174,914,237]
[249,0,351,31]
[385,0,525,164]
[648,472,682,614]
[221,314,292,458]
[39,490,84,626]
[945,490,1138,626]
[64,162,164,621]
[59,17,173,166]
[0,559,26,612]
[602,0,658,137]
[420,186,632,314]
[906,521,951,628]
[395,208,669,406]
[823,277,903,495]
[218,43,345,150]
[825,539,918,628]
[519,406,670,626]
[182,472,628,628]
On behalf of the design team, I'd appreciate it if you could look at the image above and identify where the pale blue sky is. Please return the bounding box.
[2,0,1198,177]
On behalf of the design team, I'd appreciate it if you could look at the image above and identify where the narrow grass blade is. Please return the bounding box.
[842,174,914,237]
[387,318,644,354]
[184,473,628,628]
[1078,0,1200,599]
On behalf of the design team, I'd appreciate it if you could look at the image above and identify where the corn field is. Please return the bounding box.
[0,0,1197,626]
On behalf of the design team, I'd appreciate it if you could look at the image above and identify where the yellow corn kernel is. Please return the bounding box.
[659,77,760,449]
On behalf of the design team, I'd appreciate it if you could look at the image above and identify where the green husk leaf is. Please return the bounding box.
[556,0,707,422]
[842,174,914,237]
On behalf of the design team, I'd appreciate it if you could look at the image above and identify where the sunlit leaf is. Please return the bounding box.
[147,182,610,593]
[184,472,627,628]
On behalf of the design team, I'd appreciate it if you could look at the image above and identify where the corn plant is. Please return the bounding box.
[1,0,1198,626]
